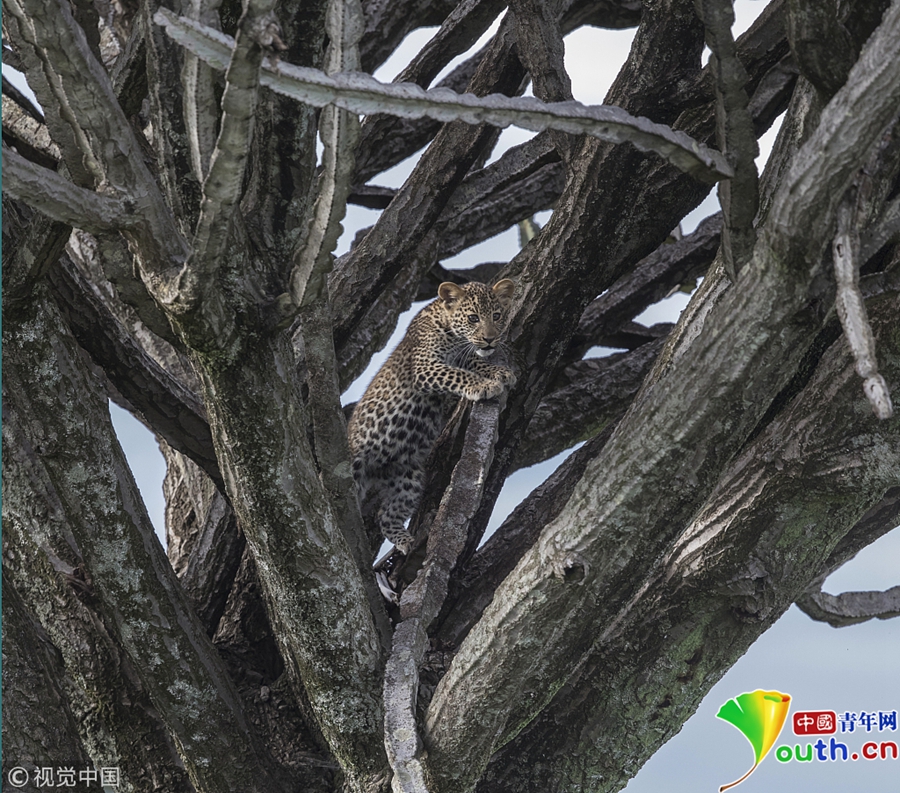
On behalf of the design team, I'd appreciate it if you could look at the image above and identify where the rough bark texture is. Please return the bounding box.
[3,0,899,792]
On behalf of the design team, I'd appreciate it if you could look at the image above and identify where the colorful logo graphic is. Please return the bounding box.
[716,689,792,791]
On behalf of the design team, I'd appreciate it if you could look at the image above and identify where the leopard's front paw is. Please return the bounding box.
[497,366,517,388]
[385,528,414,555]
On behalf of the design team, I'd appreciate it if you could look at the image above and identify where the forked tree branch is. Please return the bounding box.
[288,0,363,310]
[180,0,283,313]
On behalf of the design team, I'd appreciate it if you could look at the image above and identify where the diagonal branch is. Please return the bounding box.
[860,193,900,263]
[385,401,501,792]
[510,0,575,159]
[797,585,900,628]
[2,286,290,792]
[480,291,900,793]
[786,0,857,99]
[181,0,223,183]
[2,145,137,233]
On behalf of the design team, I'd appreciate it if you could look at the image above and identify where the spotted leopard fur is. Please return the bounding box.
[348,279,516,553]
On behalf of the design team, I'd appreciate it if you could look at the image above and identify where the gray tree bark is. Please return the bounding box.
[2,0,898,792]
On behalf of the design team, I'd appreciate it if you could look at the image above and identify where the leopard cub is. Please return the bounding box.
[348,279,516,553]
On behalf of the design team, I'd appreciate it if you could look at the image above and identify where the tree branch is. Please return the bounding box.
[385,401,501,792]
[3,286,289,792]
[2,145,137,233]
[179,0,283,317]
[833,186,894,418]
[565,213,721,364]
[46,251,221,488]
[797,585,900,627]
[288,0,363,311]
[479,292,900,793]
[515,337,665,471]
[155,10,733,183]
[786,0,857,99]
[510,0,575,159]
[765,0,900,267]
[860,193,900,263]
[694,0,759,279]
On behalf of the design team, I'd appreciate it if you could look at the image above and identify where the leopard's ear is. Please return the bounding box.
[492,279,515,303]
[438,282,466,304]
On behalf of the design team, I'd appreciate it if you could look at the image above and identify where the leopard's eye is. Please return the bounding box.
[468,314,479,324]
[493,312,501,321]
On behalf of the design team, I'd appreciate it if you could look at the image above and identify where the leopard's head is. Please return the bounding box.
[436,279,515,357]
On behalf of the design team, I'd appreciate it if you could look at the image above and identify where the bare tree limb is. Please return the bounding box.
[182,0,222,183]
[479,291,900,793]
[511,0,575,160]
[288,0,363,310]
[388,0,506,91]
[180,0,283,315]
[694,0,759,279]
[860,193,900,263]
[298,297,394,649]
[833,186,894,418]
[3,287,290,793]
[1,575,95,782]
[566,213,721,363]
[2,145,137,233]
[515,337,665,471]
[155,10,733,183]
[797,585,900,627]
[765,0,900,267]
[162,443,242,635]
[384,402,501,792]
[2,87,60,165]
[2,549,197,792]
[46,251,221,488]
